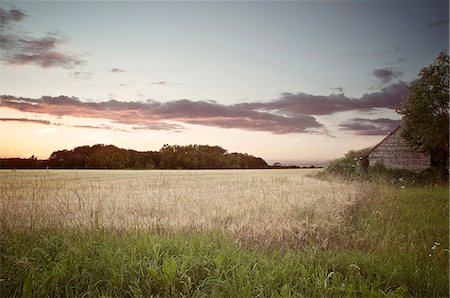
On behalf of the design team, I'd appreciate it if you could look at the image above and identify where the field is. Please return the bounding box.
[0,169,448,297]
[1,169,356,246]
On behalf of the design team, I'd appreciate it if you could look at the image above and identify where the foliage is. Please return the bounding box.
[322,148,370,178]
[0,156,45,169]
[397,52,449,168]
[158,144,267,169]
[321,148,448,185]
[0,144,268,169]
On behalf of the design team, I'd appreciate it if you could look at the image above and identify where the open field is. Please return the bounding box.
[0,169,357,245]
[0,169,448,297]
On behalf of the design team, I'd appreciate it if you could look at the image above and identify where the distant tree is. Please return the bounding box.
[8,143,268,170]
[397,52,449,171]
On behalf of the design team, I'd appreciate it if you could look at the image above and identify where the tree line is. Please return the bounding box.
[0,144,269,169]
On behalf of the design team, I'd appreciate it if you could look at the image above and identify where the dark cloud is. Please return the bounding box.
[0,116,130,132]
[332,87,344,93]
[425,19,449,29]
[0,81,409,134]
[242,81,409,116]
[0,8,84,68]
[0,8,26,27]
[372,68,403,84]
[339,118,400,135]
[0,95,325,134]
[0,117,51,125]
[8,51,84,68]
[110,68,125,73]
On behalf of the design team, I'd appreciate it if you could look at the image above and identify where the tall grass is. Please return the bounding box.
[0,169,357,246]
[331,183,449,296]
[1,228,439,297]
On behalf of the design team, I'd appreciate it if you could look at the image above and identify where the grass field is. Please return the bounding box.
[0,169,357,246]
[0,169,448,297]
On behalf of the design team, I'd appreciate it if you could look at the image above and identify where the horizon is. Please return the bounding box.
[1,1,448,165]
[0,142,327,167]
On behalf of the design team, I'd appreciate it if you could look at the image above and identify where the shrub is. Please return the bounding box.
[322,148,370,178]
[321,149,448,186]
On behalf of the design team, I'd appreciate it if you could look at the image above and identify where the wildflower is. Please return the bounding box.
[431,242,441,250]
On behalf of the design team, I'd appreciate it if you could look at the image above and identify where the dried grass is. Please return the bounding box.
[0,169,358,246]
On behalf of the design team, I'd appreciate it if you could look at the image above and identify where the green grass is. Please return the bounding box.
[335,184,449,296]
[0,229,419,297]
[1,185,448,297]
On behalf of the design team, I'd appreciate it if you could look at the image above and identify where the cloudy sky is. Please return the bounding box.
[0,1,448,165]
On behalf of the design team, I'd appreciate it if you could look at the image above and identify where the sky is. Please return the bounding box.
[0,1,448,165]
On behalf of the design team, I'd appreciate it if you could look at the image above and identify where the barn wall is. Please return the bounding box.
[368,128,431,172]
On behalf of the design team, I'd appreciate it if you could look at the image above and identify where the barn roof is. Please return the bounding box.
[368,125,401,155]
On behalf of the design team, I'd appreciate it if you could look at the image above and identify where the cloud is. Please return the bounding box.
[0,81,410,134]
[425,19,449,29]
[151,81,168,85]
[71,71,92,80]
[0,95,325,134]
[0,117,126,132]
[339,118,400,135]
[0,8,26,27]
[372,68,403,84]
[0,7,84,68]
[372,48,401,57]
[332,87,344,93]
[8,51,84,68]
[131,123,183,131]
[0,81,409,134]
[71,124,129,132]
[0,117,51,125]
[243,81,409,116]
[403,18,449,31]
[109,68,125,73]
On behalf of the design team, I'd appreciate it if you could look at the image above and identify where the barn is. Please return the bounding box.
[368,125,431,172]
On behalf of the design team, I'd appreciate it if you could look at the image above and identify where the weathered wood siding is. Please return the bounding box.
[368,127,431,172]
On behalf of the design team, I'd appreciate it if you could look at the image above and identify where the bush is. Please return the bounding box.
[320,148,448,186]
[322,148,370,178]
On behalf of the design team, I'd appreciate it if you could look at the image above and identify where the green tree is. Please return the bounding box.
[397,52,449,171]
